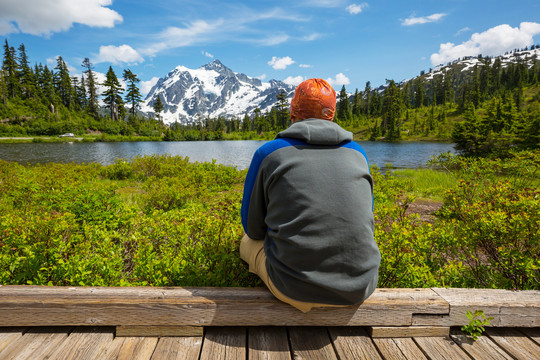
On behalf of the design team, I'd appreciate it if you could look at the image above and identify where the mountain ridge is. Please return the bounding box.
[141,59,295,124]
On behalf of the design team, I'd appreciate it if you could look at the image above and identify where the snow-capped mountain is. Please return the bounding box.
[141,60,295,124]
[424,48,540,81]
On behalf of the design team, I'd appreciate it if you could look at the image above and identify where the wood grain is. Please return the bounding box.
[116,337,159,360]
[151,337,203,360]
[370,326,449,338]
[450,329,513,360]
[116,326,203,337]
[0,327,71,360]
[46,327,114,360]
[248,327,291,360]
[487,327,540,360]
[0,286,448,327]
[199,327,246,360]
[328,327,382,360]
[414,336,472,360]
[289,327,338,360]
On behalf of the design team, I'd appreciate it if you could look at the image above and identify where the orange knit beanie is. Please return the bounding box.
[290,78,336,121]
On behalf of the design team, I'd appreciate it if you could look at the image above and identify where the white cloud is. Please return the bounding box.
[346,3,368,15]
[455,27,471,36]
[303,0,346,7]
[143,20,224,56]
[258,34,290,46]
[0,0,122,36]
[95,45,144,65]
[402,13,446,26]
[202,50,214,58]
[299,64,312,68]
[431,22,540,65]
[302,33,320,41]
[326,73,350,87]
[283,76,304,86]
[268,56,295,70]
[140,77,160,97]
[256,74,267,80]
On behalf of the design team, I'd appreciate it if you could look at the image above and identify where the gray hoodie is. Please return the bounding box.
[241,118,380,305]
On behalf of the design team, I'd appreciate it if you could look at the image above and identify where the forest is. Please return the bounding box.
[1,39,539,155]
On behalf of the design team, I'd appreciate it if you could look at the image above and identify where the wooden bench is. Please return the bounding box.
[0,286,538,338]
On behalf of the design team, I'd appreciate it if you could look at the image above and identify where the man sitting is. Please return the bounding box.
[240,78,380,312]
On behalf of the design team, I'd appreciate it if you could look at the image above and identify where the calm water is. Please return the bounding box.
[0,141,455,170]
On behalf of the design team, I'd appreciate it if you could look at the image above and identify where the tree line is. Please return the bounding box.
[1,38,539,154]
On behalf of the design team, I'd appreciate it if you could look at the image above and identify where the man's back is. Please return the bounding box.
[241,119,380,305]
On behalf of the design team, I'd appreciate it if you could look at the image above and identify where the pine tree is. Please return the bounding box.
[82,58,99,118]
[54,56,74,108]
[102,66,124,121]
[275,90,290,129]
[2,40,19,98]
[363,81,372,116]
[336,85,352,123]
[153,95,164,121]
[381,80,402,140]
[414,78,425,108]
[17,43,36,99]
[123,69,143,118]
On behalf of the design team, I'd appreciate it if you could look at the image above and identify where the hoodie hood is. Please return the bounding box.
[276,118,353,145]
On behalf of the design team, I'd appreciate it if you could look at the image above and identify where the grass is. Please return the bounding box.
[390,168,457,201]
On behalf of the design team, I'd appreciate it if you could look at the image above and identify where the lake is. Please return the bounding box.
[0,141,456,170]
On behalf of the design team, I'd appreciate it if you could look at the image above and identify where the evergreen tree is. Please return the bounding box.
[381,80,402,140]
[351,89,362,118]
[275,90,290,129]
[336,85,352,123]
[17,43,36,99]
[363,81,372,116]
[102,66,124,121]
[82,58,99,118]
[54,56,74,108]
[153,95,164,121]
[2,40,19,98]
[414,78,425,108]
[123,69,143,118]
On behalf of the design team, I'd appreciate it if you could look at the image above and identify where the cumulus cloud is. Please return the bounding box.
[326,73,350,87]
[299,64,312,68]
[283,76,304,86]
[202,50,214,58]
[402,13,446,26]
[268,56,295,70]
[0,0,122,36]
[140,77,160,97]
[346,3,368,15]
[95,45,144,65]
[431,22,540,65]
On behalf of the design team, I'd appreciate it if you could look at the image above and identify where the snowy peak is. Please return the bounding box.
[141,60,294,124]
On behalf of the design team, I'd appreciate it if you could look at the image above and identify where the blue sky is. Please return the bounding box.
[1,0,539,96]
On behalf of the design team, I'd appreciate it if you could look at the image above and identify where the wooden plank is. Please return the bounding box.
[151,337,203,360]
[0,286,447,327]
[248,327,291,360]
[116,337,159,360]
[487,327,540,360]
[116,326,203,337]
[392,338,429,360]
[0,328,26,354]
[0,327,71,360]
[289,327,338,360]
[450,329,513,360]
[46,327,114,360]
[414,336,472,360]
[96,337,126,360]
[327,327,381,360]
[432,288,540,327]
[372,338,428,360]
[199,327,246,360]
[521,328,540,346]
[370,326,449,338]
[371,338,406,360]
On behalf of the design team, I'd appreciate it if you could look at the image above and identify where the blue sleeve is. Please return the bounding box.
[241,149,264,233]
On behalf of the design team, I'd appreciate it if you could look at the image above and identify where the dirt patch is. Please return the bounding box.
[405,198,444,223]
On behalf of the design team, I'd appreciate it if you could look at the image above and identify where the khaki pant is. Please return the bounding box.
[240,233,347,313]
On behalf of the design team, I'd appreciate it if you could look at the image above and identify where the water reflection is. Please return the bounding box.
[0,140,455,170]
